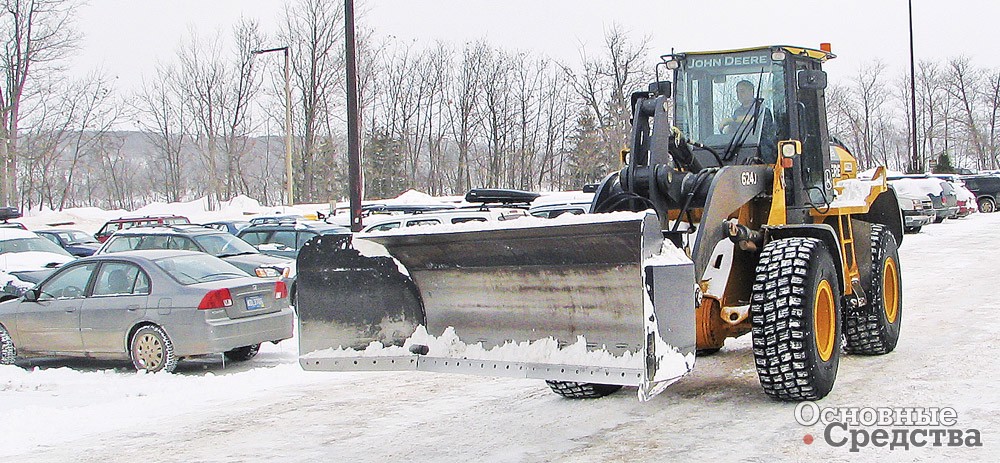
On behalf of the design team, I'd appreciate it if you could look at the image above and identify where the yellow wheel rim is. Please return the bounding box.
[883,258,900,324]
[814,280,836,362]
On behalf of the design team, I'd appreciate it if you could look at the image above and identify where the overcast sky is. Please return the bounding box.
[71,0,997,93]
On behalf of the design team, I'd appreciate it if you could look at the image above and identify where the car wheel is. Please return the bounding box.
[224,344,261,362]
[904,226,921,234]
[130,325,177,373]
[978,197,996,213]
[0,324,17,365]
[545,380,623,399]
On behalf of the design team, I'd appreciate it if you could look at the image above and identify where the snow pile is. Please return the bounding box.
[829,178,880,208]
[305,325,644,369]
[645,239,693,266]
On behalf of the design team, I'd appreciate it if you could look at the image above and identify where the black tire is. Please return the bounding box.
[545,381,623,399]
[0,324,17,365]
[224,344,261,362]
[904,226,921,234]
[696,348,721,356]
[845,224,902,355]
[130,325,177,373]
[979,197,995,213]
[933,215,945,224]
[751,237,841,401]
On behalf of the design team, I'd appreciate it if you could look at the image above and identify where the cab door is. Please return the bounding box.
[16,262,96,353]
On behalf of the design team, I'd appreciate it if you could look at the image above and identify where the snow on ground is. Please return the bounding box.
[2,203,1000,462]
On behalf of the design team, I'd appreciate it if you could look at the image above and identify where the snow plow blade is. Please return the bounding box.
[297,212,696,399]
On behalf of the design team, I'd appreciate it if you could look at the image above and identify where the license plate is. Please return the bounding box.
[245,295,264,310]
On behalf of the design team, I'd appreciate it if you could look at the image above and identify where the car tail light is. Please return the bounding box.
[275,281,288,300]
[198,288,234,310]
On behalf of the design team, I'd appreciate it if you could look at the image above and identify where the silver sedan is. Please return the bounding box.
[0,249,294,372]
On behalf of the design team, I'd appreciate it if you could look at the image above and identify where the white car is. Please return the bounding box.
[0,228,76,300]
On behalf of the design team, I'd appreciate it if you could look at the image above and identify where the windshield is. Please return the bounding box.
[61,231,98,245]
[0,237,73,256]
[193,233,259,256]
[153,254,249,284]
[674,49,785,161]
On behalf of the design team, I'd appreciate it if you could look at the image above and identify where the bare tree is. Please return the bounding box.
[0,0,80,206]
[446,42,487,193]
[282,0,345,203]
[135,63,189,203]
[562,27,651,161]
[945,56,989,170]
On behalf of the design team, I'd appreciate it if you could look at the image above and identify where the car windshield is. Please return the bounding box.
[0,237,73,256]
[61,231,98,245]
[193,233,259,256]
[153,254,249,284]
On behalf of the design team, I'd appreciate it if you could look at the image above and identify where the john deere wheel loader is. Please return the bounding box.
[296,45,904,402]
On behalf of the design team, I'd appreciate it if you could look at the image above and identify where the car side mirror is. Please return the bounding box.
[22,288,39,302]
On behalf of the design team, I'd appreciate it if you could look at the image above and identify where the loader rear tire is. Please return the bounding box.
[545,381,622,399]
[751,237,841,401]
[845,224,901,355]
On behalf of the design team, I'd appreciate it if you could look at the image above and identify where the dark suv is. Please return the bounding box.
[95,224,294,282]
[960,175,1000,213]
[237,221,350,259]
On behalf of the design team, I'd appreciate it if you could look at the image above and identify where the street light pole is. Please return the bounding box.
[908,0,920,173]
[252,46,294,206]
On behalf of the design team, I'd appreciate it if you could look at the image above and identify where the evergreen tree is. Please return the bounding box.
[364,129,406,199]
[566,110,609,189]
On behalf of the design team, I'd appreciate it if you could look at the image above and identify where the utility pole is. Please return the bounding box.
[252,46,294,205]
[345,0,363,232]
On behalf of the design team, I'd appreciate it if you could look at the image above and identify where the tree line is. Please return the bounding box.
[3,0,1000,212]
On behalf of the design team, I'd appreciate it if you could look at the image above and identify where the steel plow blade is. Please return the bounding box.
[296,212,696,399]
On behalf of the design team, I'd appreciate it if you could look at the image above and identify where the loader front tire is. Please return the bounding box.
[751,237,841,401]
[845,224,901,355]
[545,381,622,399]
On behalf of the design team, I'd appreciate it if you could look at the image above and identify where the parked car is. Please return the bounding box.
[0,206,25,230]
[887,183,935,233]
[237,221,351,259]
[931,174,976,218]
[0,228,76,301]
[202,220,252,235]
[528,202,591,219]
[95,215,191,243]
[248,214,307,226]
[95,224,294,283]
[887,176,957,223]
[35,228,103,257]
[357,208,528,234]
[960,175,1000,213]
[0,250,294,372]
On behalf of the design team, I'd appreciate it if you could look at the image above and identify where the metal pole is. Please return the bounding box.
[284,48,294,206]
[909,0,920,172]
[345,0,363,232]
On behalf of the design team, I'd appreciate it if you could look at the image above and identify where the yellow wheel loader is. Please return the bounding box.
[296,45,904,401]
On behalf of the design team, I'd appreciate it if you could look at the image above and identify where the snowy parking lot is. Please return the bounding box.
[2,210,999,462]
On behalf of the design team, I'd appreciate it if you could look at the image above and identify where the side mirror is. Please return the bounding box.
[797,70,828,90]
[22,288,39,302]
[647,81,671,97]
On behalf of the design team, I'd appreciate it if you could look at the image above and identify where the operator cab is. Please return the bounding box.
[663,46,836,211]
